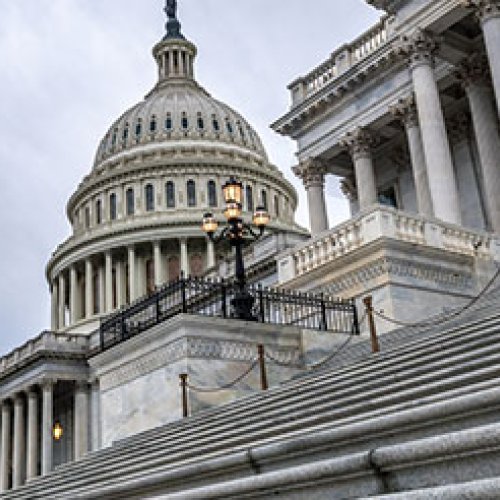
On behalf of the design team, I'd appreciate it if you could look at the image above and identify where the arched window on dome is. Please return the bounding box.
[166,181,176,208]
[111,129,118,150]
[187,180,196,207]
[145,184,155,212]
[109,193,117,220]
[135,119,142,139]
[197,113,204,131]
[85,207,90,229]
[96,199,102,225]
[261,189,268,210]
[274,195,280,218]
[149,115,157,134]
[226,119,234,135]
[126,188,135,216]
[207,180,217,208]
[247,127,256,149]
[246,185,254,212]
[212,115,220,133]
[165,113,173,131]
[181,112,189,130]
[122,123,129,142]
[237,122,246,144]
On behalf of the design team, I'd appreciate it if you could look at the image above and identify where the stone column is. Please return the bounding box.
[180,238,189,277]
[457,53,500,232]
[292,159,329,236]
[0,402,11,491]
[105,251,113,313]
[74,382,89,461]
[116,258,126,307]
[341,128,378,210]
[26,390,38,481]
[206,239,216,269]
[12,395,25,488]
[448,113,487,229]
[464,1,500,118]
[85,259,93,318]
[90,380,101,452]
[98,265,105,314]
[390,96,434,217]
[41,380,54,476]
[153,241,164,288]
[50,281,58,331]
[128,246,137,302]
[399,30,461,225]
[58,273,66,329]
[69,265,78,325]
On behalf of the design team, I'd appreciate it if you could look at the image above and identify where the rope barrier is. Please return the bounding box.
[372,265,500,329]
[186,360,259,393]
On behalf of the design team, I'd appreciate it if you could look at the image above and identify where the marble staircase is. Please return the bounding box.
[4,286,500,498]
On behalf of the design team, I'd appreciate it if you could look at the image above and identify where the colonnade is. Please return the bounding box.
[0,379,97,491]
[296,8,500,236]
[51,237,216,331]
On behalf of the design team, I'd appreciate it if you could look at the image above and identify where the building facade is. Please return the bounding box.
[273,0,500,328]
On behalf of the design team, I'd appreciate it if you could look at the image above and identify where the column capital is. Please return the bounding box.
[448,112,471,144]
[292,159,327,189]
[455,53,492,88]
[75,380,89,391]
[40,378,56,390]
[389,95,418,128]
[340,127,378,161]
[340,177,358,201]
[462,0,500,23]
[397,29,439,69]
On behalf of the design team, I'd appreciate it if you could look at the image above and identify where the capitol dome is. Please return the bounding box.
[46,2,306,334]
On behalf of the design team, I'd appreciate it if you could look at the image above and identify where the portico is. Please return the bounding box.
[274,0,500,238]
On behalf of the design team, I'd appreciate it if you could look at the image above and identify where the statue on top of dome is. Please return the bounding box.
[165,0,177,20]
[163,0,184,40]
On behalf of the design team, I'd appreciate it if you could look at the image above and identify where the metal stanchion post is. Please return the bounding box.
[363,296,380,354]
[179,373,189,418]
[257,344,268,391]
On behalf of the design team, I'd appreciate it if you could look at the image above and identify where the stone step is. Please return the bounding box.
[8,318,500,498]
[64,421,500,499]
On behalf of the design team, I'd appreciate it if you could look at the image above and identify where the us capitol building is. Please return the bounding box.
[1,0,500,497]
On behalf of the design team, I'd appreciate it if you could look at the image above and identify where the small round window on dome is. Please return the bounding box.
[181,113,189,130]
[165,113,173,131]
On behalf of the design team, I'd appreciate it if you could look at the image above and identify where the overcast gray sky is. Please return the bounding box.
[0,0,380,354]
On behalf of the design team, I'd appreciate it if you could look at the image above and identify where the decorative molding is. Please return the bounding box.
[99,335,300,392]
[319,256,473,296]
[397,29,439,69]
[340,127,378,161]
[462,0,500,22]
[390,95,419,128]
[340,177,358,202]
[455,53,491,89]
[292,159,328,189]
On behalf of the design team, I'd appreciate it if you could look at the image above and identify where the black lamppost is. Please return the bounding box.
[202,177,270,320]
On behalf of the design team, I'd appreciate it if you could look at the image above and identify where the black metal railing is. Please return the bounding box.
[99,277,359,351]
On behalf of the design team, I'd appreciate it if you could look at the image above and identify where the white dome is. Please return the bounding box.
[94,81,268,169]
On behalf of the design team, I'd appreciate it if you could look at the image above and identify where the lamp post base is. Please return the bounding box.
[231,292,257,321]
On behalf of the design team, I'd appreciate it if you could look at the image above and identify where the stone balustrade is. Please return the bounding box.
[0,331,89,377]
[278,206,500,284]
[288,16,390,106]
